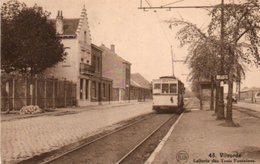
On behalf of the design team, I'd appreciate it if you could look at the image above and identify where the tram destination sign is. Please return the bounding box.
[216,75,228,80]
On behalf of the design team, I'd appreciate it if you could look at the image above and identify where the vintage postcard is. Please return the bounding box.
[1,0,260,163]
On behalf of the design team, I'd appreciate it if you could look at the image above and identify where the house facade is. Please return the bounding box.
[43,7,112,106]
[239,87,260,103]
[90,44,112,103]
[100,44,131,102]
[130,73,152,101]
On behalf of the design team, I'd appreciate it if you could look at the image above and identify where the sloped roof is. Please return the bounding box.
[100,45,131,65]
[131,80,142,88]
[241,87,260,92]
[49,19,80,35]
[131,73,151,89]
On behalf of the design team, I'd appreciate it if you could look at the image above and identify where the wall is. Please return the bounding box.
[101,47,126,89]
[130,86,152,101]
[43,39,80,83]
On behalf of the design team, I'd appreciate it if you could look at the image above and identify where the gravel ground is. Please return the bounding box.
[152,109,260,164]
[1,102,153,163]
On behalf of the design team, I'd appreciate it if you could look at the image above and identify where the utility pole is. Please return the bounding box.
[217,0,225,120]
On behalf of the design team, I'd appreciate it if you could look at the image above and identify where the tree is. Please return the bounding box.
[167,0,259,125]
[168,19,221,112]
[1,0,66,75]
[187,40,220,111]
[208,0,260,125]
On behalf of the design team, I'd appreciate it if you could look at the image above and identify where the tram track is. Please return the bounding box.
[33,112,180,164]
[40,114,153,164]
[115,114,177,164]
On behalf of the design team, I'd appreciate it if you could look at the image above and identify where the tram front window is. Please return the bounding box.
[162,84,169,93]
[170,84,177,93]
[154,84,161,89]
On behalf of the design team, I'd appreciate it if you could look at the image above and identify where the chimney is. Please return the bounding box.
[111,44,115,53]
[56,10,64,34]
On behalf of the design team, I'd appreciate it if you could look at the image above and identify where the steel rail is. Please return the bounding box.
[115,114,177,164]
[234,107,260,119]
[42,113,155,164]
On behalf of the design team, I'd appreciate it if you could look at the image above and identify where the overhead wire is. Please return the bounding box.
[146,0,178,76]
[161,0,184,7]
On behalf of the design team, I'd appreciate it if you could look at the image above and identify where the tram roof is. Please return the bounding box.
[153,75,184,85]
[159,76,177,79]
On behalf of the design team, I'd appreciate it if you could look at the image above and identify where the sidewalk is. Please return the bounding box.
[151,110,260,163]
[1,101,152,163]
[1,100,151,122]
[233,102,260,112]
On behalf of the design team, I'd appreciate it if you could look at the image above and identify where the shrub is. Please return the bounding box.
[19,105,44,115]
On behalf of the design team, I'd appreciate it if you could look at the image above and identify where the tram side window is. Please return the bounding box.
[170,84,177,93]
[162,84,169,93]
[154,84,161,89]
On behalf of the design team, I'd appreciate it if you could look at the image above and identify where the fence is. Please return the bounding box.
[1,74,77,111]
[240,89,260,103]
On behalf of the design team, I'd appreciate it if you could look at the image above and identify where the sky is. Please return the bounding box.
[3,0,260,90]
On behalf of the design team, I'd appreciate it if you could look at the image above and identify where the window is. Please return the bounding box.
[96,57,100,72]
[92,56,96,70]
[162,84,169,94]
[103,83,106,97]
[126,68,130,82]
[80,79,83,99]
[84,31,87,43]
[85,80,89,99]
[170,84,177,93]
[108,84,111,101]
[154,84,161,89]
[92,81,96,98]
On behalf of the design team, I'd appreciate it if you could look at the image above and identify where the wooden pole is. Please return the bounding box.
[35,75,38,105]
[30,83,33,105]
[12,77,15,110]
[44,77,47,109]
[52,77,55,108]
[6,81,10,111]
[217,0,225,120]
[25,77,28,106]
[64,78,67,107]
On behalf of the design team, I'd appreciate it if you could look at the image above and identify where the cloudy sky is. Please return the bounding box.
[3,0,259,90]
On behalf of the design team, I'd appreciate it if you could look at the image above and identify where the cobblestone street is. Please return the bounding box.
[1,102,153,163]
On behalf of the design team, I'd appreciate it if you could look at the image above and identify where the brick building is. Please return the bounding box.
[100,44,131,102]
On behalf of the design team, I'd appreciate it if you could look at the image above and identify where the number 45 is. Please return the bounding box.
[209,153,216,158]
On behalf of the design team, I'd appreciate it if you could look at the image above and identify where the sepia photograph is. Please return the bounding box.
[1,0,260,163]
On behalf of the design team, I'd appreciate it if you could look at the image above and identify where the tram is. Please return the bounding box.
[152,76,185,113]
